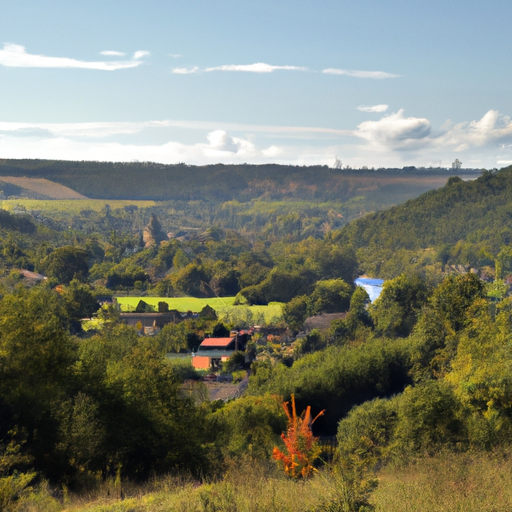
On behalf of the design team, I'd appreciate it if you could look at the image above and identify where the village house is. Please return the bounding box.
[192,330,252,370]
[192,337,237,370]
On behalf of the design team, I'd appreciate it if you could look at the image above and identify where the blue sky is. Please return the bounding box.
[1,0,512,168]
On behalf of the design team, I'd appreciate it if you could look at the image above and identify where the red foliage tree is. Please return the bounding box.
[272,394,324,478]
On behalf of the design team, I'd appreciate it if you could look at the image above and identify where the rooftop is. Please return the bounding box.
[199,337,235,348]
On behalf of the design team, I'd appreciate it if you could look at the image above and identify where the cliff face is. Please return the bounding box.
[143,214,166,247]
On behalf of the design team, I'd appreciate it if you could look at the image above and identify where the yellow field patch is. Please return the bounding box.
[0,198,157,214]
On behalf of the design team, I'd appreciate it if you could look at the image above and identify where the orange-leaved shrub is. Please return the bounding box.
[272,394,324,478]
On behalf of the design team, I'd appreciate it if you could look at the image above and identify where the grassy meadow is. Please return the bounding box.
[115,296,237,312]
[0,199,157,215]
[115,296,284,326]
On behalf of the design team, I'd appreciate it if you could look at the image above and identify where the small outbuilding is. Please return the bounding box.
[192,337,237,370]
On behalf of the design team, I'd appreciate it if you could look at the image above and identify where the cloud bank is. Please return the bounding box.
[0,43,149,70]
[0,128,283,165]
[1,110,511,168]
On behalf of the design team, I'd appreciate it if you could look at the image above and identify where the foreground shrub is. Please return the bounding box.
[273,394,324,479]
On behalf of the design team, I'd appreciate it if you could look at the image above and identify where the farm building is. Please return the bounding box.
[192,331,251,370]
[192,337,237,370]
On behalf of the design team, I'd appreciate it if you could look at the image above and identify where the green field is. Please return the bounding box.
[115,296,283,326]
[116,296,237,312]
[0,198,157,214]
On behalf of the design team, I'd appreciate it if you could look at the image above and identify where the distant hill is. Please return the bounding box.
[332,167,512,275]
[0,159,480,203]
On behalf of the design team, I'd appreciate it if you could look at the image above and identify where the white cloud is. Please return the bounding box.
[323,68,400,79]
[172,66,200,74]
[206,63,307,73]
[100,51,126,57]
[0,43,149,70]
[133,50,150,60]
[350,109,512,167]
[262,146,283,157]
[171,63,400,77]
[358,104,389,113]
[172,62,307,74]
[0,129,286,165]
[207,130,240,152]
[436,110,512,149]
[355,109,431,146]
[205,130,257,156]
[168,53,183,58]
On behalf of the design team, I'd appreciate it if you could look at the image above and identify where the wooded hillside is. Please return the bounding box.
[0,159,479,202]
[332,166,512,277]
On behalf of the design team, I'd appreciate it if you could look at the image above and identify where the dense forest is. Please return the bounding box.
[1,162,512,511]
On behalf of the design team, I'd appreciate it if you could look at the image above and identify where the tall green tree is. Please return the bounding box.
[0,286,76,477]
[309,278,352,315]
[410,272,486,380]
[283,295,310,331]
[102,338,210,477]
[60,279,99,333]
[371,274,429,337]
[42,246,90,284]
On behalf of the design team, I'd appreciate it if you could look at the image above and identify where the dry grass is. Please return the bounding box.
[371,450,512,511]
[11,450,512,511]
[0,176,88,199]
[57,462,326,512]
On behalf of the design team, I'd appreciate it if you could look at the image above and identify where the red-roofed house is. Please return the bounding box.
[192,337,236,370]
[199,337,236,349]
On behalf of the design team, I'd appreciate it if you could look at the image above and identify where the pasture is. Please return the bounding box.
[116,296,237,312]
[115,296,283,326]
[0,198,157,214]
